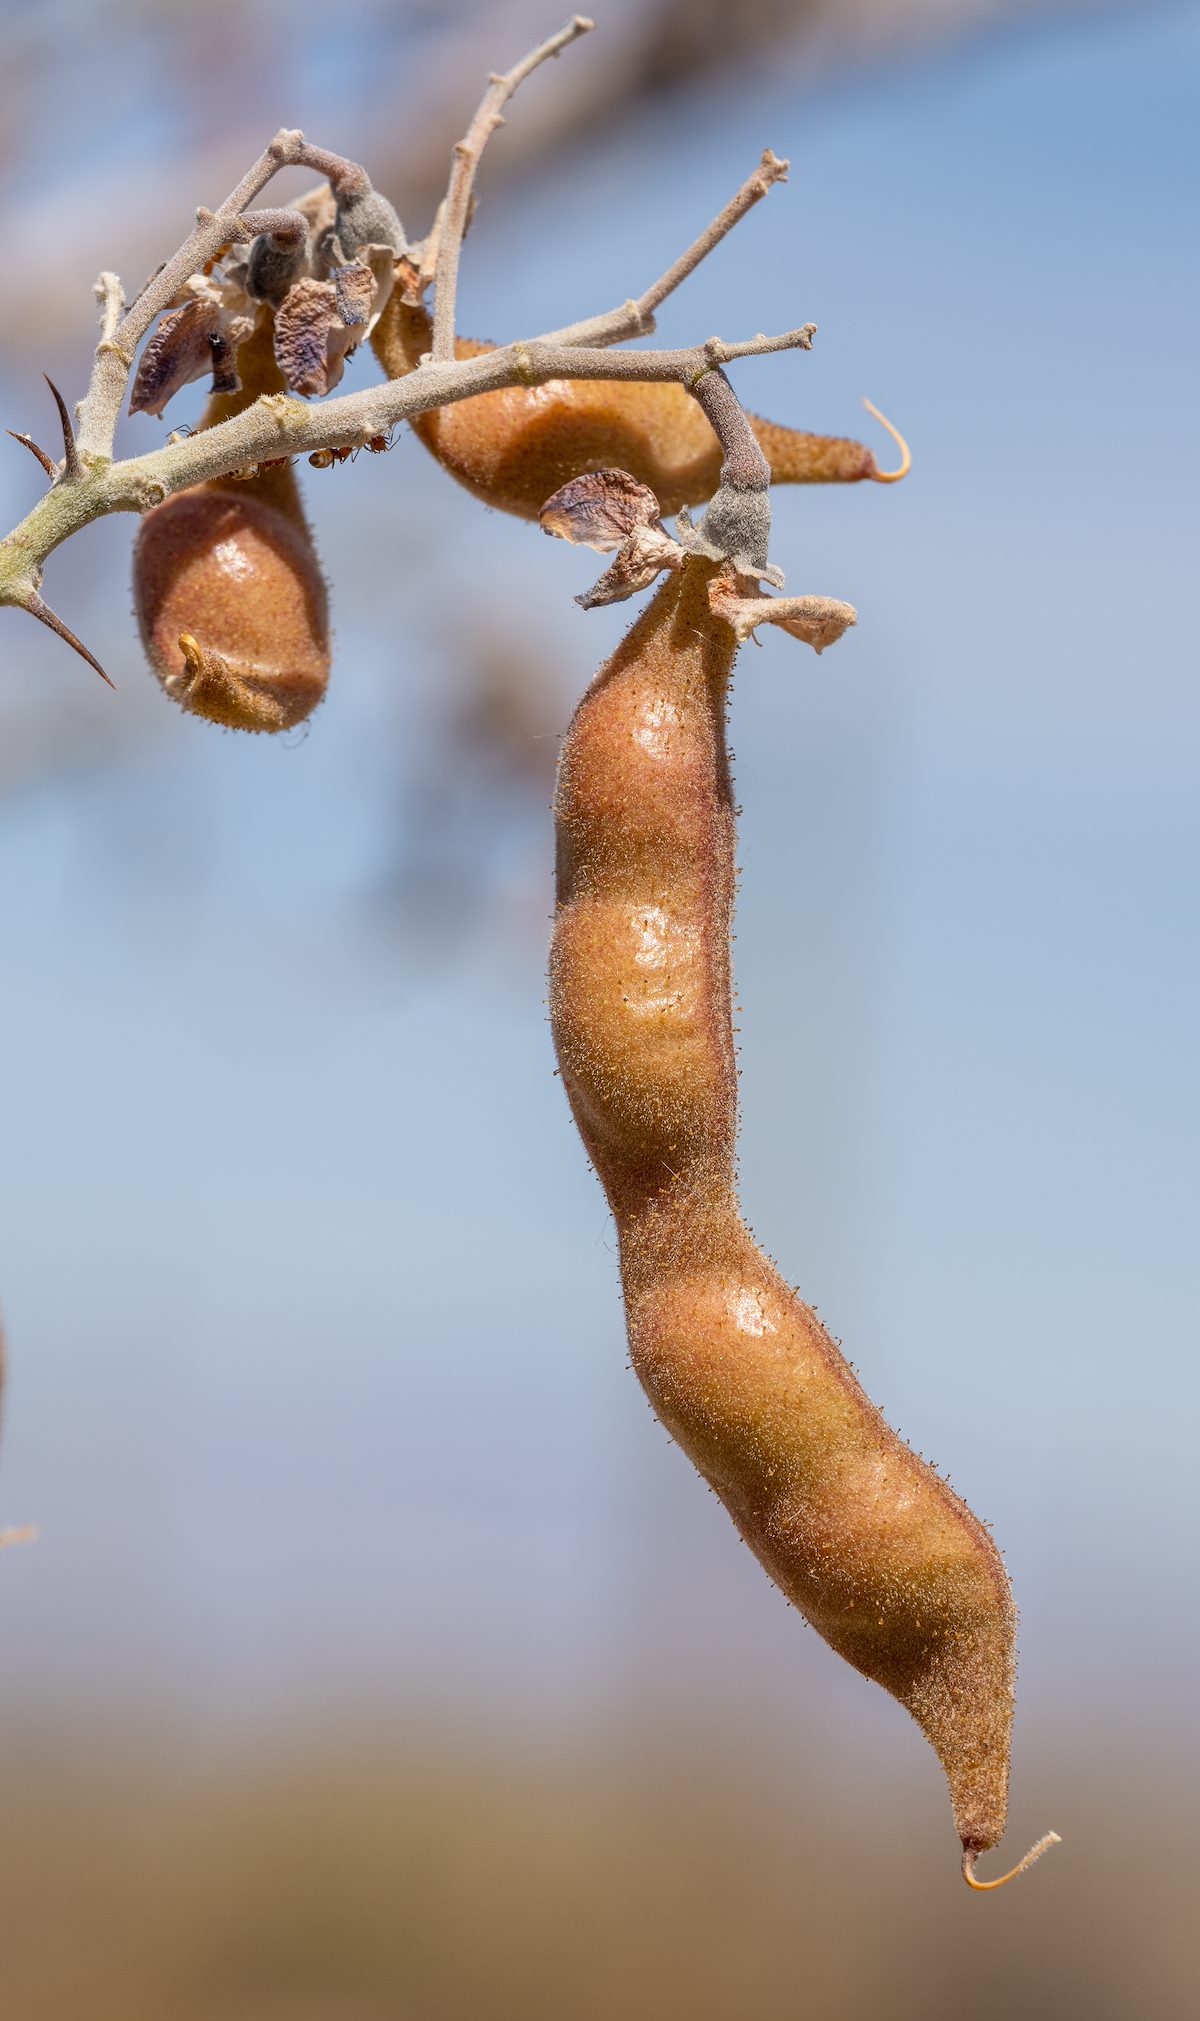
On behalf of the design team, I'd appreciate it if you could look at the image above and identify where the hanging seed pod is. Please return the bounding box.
[548,553,1057,1889]
[132,309,331,733]
[371,298,908,522]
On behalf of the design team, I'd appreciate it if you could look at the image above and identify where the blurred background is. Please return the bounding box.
[0,1,1197,2015]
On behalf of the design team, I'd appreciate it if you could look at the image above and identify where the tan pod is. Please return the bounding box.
[550,559,1055,1886]
[133,311,331,733]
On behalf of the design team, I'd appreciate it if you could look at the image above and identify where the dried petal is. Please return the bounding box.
[129,300,222,416]
[541,469,664,553]
[333,259,375,328]
[708,575,857,653]
[273,278,359,396]
[576,525,684,609]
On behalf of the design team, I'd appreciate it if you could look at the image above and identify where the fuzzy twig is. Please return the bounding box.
[430,15,595,364]
[689,366,771,491]
[542,149,793,350]
[93,271,125,346]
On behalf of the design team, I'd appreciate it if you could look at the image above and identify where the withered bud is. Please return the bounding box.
[708,575,857,653]
[247,228,309,306]
[540,468,664,552]
[334,185,406,261]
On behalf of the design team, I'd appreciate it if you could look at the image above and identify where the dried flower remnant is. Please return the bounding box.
[707,575,857,653]
[539,467,664,550]
[273,278,353,398]
[129,300,230,417]
[539,466,685,607]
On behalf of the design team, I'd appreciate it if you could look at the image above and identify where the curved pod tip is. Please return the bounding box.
[862,398,912,483]
[962,1830,1061,1893]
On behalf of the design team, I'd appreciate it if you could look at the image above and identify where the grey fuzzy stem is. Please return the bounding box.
[290,144,370,197]
[235,208,308,247]
[690,366,770,491]
[688,365,774,576]
[431,16,594,364]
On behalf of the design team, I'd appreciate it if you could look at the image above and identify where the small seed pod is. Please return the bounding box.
[371,299,908,521]
[132,310,331,733]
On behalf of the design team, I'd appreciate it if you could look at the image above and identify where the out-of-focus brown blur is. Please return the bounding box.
[0,1724,1190,2020]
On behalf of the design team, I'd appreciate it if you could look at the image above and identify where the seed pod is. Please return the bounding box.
[549,558,1056,1887]
[371,298,907,521]
[132,310,330,733]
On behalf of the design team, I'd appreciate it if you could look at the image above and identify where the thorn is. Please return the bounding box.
[25,593,115,687]
[43,375,82,481]
[6,429,56,479]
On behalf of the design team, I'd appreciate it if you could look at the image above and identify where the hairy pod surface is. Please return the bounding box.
[371,300,882,521]
[132,312,330,732]
[550,560,1018,1866]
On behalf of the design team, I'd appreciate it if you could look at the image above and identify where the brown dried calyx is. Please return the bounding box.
[132,310,330,733]
[538,467,857,653]
[370,296,909,522]
[539,468,684,609]
[707,574,857,654]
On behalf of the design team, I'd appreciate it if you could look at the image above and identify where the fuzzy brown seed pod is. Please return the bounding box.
[550,558,1053,1885]
[370,299,901,522]
[132,311,330,733]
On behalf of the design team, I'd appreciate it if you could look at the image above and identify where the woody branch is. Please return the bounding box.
[0,20,810,655]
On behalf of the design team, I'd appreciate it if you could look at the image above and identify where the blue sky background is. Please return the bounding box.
[0,0,1196,1964]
